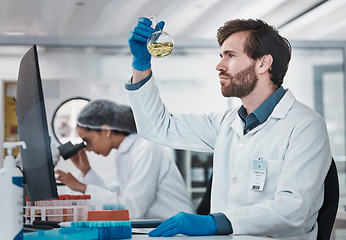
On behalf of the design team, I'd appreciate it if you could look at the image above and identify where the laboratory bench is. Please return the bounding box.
[23,225,284,240]
[131,234,272,239]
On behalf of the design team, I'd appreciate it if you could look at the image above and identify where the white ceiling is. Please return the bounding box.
[0,0,346,50]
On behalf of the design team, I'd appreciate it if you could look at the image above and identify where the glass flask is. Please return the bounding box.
[146,14,174,58]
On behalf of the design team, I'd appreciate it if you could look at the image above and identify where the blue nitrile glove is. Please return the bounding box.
[128,17,165,71]
[148,212,217,237]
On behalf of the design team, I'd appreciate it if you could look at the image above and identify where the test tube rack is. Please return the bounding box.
[24,194,91,225]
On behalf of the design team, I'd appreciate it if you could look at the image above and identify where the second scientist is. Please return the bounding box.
[55,99,194,219]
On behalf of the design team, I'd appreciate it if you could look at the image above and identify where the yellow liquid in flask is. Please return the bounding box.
[147,42,173,58]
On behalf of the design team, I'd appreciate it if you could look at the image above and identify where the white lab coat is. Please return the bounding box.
[126,76,332,239]
[79,133,195,220]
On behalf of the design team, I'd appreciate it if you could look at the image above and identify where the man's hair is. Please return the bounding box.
[217,19,291,86]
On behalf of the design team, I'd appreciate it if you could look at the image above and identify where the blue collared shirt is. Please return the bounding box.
[125,72,152,91]
[238,86,286,135]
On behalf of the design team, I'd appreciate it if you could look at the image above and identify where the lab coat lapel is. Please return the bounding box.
[270,89,296,119]
[251,90,296,134]
[230,89,296,136]
[231,115,245,137]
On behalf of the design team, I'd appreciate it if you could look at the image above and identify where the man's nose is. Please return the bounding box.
[216,59,226,72]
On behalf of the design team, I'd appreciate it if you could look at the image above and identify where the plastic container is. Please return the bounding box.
[24,221,132,240]
[87,209,130,221]
[0,141,27,240]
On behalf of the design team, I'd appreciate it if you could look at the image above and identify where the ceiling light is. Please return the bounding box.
[2,31,27,36]
[279,0,346,37]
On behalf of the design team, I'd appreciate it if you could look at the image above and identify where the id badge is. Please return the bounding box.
[250,157,267,191]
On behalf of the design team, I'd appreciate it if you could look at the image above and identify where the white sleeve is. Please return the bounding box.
[127,76,221,152]
[77,168,107,189]
[79,169,123,209]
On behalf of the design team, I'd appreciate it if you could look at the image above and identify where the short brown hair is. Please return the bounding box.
[217,19,291,86]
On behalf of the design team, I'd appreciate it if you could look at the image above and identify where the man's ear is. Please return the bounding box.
[257,54,273,74]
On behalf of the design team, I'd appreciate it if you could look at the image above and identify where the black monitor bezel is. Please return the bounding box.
[16,45,58,201]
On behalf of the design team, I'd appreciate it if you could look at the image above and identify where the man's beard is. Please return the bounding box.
[220,62,258,98]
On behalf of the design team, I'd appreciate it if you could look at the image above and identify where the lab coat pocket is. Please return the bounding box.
[246,158,283,204]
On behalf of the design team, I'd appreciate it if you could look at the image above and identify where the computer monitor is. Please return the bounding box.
[16,45,58,201]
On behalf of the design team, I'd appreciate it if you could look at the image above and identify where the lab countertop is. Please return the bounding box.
[131,234,272,239]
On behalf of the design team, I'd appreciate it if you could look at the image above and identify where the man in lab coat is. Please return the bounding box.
[125,18,332,239]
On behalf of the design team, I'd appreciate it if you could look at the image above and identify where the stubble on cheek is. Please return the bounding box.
[220,63,257,98]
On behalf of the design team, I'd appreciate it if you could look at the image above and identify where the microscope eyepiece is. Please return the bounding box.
[58,141,86,160]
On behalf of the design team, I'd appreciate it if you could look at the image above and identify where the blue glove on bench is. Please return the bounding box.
[148,212,217,237]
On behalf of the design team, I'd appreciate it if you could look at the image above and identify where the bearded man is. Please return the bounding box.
[125,18,332,240]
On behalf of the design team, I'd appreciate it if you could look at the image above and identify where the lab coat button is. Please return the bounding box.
[239,143,244,149]
[232,177,237,184]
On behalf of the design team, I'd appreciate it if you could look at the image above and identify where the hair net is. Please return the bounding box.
[77,99,137,134]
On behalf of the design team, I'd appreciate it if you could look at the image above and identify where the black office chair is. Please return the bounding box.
[197,159,339,240]
[317,158,339,240]
[196,173,212,215]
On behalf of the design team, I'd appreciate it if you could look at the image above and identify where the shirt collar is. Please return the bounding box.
[238,86,286,124]
[117,133,137,153]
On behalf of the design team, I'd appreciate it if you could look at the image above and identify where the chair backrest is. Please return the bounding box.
[317,158,339,240]
[196,174,212,215]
